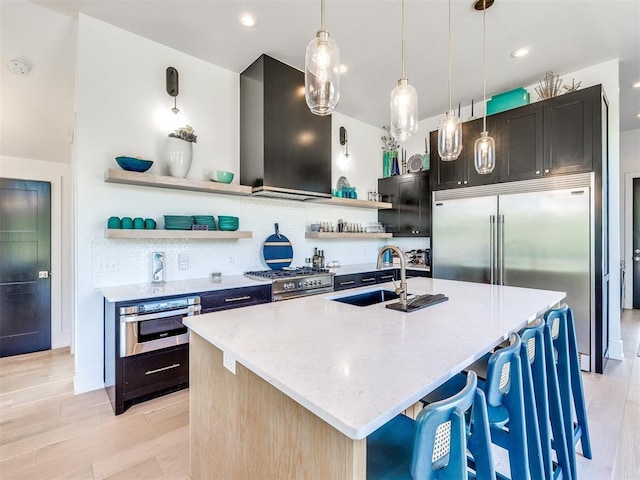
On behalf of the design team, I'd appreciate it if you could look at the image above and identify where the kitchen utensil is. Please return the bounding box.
[211,170,234,183]
[115,156,153,172]
[262,223,293,270]
[407,154,423,173]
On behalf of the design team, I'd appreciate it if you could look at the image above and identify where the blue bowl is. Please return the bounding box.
[115,156,153,172]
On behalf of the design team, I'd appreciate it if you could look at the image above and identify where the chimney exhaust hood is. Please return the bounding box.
[240,55,332,200]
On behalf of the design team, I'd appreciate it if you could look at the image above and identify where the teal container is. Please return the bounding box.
[486,87,530,115]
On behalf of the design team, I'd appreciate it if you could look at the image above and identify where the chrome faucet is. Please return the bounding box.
[377,245,407,303]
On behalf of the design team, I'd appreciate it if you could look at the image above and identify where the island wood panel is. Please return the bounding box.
[189,333,366,480]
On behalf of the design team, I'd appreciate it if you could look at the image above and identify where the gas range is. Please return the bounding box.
[244,267,335,301]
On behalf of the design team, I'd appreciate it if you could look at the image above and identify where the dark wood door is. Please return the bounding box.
[634,177,640,309]
[464,116,500,187]
[430,130,464,190]
[499,103,544,182]
[0,178,51,357]
[544,87,594,175]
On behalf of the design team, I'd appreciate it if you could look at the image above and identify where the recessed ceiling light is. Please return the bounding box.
[237,12,258,28]
[637,113,640,118]
[633,81,640,88]
[510,47,530,58]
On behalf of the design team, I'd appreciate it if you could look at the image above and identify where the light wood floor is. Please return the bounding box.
[1,310,638,479]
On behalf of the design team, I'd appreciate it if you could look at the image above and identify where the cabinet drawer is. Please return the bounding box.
[376,270,397,283]
[334,274,359,291]
[200,285,271,313]
[122,345,188,399]
[358,273,378,285]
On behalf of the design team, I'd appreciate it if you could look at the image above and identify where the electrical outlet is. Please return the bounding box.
[227,256,234,265]
[178,253,189,271]
[96,259,119,273]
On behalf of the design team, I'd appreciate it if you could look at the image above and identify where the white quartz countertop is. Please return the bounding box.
[99,275,271,303]
[184,277,564,440]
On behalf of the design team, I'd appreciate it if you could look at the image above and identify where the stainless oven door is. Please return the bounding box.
[119,305,200,357]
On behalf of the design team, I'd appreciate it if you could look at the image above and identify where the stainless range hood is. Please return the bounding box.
[240,55,332,200]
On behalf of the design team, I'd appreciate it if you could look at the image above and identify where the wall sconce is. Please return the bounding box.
[166,67,180,114]
[339,126,349,158]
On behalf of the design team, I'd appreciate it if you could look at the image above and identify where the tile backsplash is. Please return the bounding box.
[92,197,429,287]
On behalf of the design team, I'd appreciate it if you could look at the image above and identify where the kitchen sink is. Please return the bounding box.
[331,289,401,307]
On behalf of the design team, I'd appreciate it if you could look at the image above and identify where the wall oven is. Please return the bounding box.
[119,296,201,357]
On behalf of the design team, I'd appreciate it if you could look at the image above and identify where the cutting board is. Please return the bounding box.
[262,223,293,270]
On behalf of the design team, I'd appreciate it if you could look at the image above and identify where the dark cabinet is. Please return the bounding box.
[199,285,271,313]
[334,270,398,291]
[122,345,189,401]
[544,88,594,175]
[431,85,601,189]
[431,116,500,189]
[499,103,544,182]
[378,171,431,237]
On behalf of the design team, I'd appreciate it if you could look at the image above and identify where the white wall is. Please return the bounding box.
[74,15,395,394]
[0,155,73,349]
[620,128,640,309]
[400,59,624,361]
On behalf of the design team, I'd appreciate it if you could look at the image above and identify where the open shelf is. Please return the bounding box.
[104,229,252,240]
[104,169,253,196]
[305,232,392,240]
[308,197,392,209]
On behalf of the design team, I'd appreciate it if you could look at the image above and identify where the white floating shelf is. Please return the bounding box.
[305,232,392,240]
[104,169,253,196]
[308,197,393,209]
[104,229,252,240]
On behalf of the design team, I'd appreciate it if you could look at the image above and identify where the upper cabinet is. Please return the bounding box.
[378,171,430,237]
[431,85,602,190]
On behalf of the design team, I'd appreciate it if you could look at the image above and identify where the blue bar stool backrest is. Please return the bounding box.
[484,333,521,412]
[411,371,495,480]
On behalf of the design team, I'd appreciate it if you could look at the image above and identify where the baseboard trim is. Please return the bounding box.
[607,339,624,361]
[74,366,104,394]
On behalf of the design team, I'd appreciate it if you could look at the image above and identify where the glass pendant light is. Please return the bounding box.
[390,0,418,142]
[437,0,462,161]
[474,0,496,174]
[305,0,340,116]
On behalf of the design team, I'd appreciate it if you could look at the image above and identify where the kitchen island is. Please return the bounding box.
[185,277,564,479]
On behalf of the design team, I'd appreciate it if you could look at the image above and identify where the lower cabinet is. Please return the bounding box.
[334,270,398,291]
[199,285,271,313]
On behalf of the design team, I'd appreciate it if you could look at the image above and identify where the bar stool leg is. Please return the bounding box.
[566,308,592,459]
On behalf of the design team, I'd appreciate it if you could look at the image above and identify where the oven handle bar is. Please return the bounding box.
[120,305,201,323]
[145,363,181,375]
[224,295,252,303]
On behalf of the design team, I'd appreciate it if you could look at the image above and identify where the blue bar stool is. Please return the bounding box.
[544,305,592,480]
[520,320,572,480]
[421,334,530,480]
[367,371,496,480]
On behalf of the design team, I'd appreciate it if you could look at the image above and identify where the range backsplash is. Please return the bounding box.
[92,197,430,288]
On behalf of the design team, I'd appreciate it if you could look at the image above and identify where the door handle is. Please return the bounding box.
[634,248,640,254]
[38,271,51,279]
[634,257,640,262]
[497,215,505,285]
[490,215,496,285]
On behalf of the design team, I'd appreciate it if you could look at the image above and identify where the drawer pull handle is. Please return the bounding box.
[145,363,180,375]
[224,295,251,303]
[339,280,355,285]
[361,277,376,282]
[380,275,394,280]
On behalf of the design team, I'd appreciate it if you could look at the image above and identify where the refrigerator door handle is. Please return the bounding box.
[490,215,496,284]
[497,214,505,285]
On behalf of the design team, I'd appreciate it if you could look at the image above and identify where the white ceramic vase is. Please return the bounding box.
[165,137,193,178]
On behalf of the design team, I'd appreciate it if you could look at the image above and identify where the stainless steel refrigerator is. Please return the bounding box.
[432,173,596,371]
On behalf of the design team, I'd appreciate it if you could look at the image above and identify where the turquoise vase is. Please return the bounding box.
[383,151,392,178]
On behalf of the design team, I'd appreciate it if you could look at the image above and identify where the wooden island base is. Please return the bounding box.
[189,332,366,479]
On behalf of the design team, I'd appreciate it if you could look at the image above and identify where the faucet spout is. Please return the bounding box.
[377,245,407,303]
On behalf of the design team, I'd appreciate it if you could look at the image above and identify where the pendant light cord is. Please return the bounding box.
[401,0,405,79]
[482,0,487,132]
[320,0,325,31]
[448,0,452,113]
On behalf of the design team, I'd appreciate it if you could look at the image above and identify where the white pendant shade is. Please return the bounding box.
[438,111,462,161]
[304,1,340,116]
[390,79,418,142]
[474,131,496,174]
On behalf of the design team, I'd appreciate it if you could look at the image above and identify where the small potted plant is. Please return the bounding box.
[166,125,197,178]
[381,126,399,177]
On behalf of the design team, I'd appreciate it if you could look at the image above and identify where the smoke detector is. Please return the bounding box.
[8,58,31,76]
